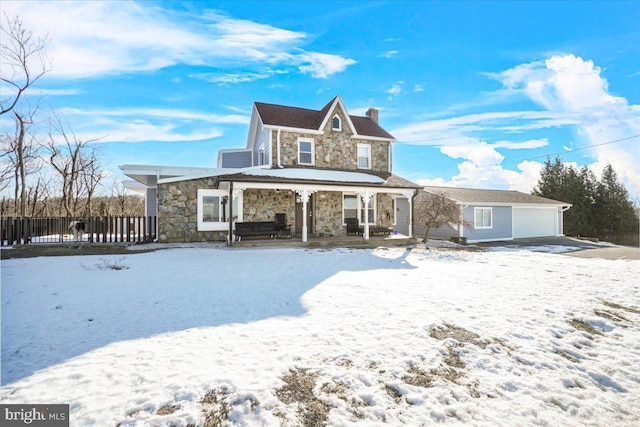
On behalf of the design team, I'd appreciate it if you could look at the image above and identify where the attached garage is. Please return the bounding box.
[513,207,559,238]
[406,186,572,243]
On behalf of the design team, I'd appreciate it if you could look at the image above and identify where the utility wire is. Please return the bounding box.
[523,134,640,161]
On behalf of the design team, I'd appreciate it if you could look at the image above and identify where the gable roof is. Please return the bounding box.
[423,186,571,206]
[254,96,394,140]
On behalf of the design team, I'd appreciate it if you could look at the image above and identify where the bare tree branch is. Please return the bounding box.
[413,191,470,241]
[0,13,51,116]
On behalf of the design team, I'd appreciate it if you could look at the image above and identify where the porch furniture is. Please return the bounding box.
[234,221,277,241]
[346,218,364,235]
[274,213,292,238]
[369,226,393,236]
[345,218,392,236]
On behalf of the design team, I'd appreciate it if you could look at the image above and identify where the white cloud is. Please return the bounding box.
[51,107,248,144]
[493,138,549,150]
[190,72,272,85]
[23,88,84,97]
[297,52,357,79]
[2,2,356,80]
[379,50,399,58]
[413,84,424,93]
[386,81,403,96]
[396,54,640,194]
[495,54,640,195]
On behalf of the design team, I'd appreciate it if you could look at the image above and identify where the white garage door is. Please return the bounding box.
[513,208,557,238]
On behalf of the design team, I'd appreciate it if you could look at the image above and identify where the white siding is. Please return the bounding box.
[252,121,270,166]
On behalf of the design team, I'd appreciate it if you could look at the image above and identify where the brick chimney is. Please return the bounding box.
[366,107,379,124]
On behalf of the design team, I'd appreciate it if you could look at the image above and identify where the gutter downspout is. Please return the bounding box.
[277,129,282,168]
[560,205,571,236]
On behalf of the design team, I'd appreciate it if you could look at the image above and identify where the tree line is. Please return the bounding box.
[1,13,143,218]
[534,157,639,246]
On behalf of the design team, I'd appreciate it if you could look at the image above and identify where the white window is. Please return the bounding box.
[197,189,242,231]
[343,194,358,221]
[343,193,376,224]
[357,143,371,169]
[258,149,264,166]
[332,114,341,131]
[475,207,492,229]
[298,138,314,165]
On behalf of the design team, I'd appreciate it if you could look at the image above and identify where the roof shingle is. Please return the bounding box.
[254,97,395,139]
[423,186,570,205]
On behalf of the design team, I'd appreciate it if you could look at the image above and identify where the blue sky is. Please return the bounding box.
[3,1,640,196]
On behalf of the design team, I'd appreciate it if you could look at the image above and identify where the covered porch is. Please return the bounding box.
[202,168,419,244]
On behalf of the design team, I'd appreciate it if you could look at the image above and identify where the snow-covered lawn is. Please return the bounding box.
[1,246,639,426]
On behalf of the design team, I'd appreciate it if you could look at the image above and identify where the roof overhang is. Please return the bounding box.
[119,164,222,187]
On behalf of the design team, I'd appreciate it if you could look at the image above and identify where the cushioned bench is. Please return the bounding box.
[235,221,277,241]
[345,218,392,236]
[369,226,393,236]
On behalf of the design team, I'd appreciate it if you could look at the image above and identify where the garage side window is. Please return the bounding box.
[474,207,492,229]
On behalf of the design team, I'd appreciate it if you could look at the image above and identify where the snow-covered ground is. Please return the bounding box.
[1,245,639,426]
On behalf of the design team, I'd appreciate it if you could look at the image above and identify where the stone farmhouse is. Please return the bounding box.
[120,96,421,243]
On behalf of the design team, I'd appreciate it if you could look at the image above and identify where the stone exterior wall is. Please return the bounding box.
[157,177,228,242]
[242,189,295,224]
[157,179,398,242]
[315,191,345,236]
[272,106,390,173]
[376,194,395,229]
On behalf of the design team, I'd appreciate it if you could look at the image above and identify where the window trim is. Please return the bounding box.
[197,189,243,231]
[258,149,264,166]
[332,114,342,131]
[298,138,315,166]
[392,198,397,225]
[357,143,371,170]
[474,207,493,229]
[342,192,376,225]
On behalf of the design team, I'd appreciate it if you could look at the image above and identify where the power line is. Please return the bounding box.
[523,134,640,161]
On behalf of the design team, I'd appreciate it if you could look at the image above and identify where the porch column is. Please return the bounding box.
[227,182,233,246]
[294,188,316,243]
[358,190,375,241]
[408,196,413,238]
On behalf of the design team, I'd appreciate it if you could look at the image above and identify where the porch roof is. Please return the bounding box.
[216,167,421,190]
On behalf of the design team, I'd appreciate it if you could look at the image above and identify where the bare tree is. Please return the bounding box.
[108,178,144,216]
[414,190,469,241]
[81,151,105,216]
[1,106,42,216]
[45,113,102,217]
[0,13,50,116]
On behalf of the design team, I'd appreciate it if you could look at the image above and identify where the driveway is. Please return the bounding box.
[476,236,639,260]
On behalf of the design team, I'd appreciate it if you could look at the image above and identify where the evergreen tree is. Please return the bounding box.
[533,159,638,245]
[533,157,566,201]
[595,164,638,243]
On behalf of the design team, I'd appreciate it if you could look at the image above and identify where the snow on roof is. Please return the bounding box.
[234,168,385,184]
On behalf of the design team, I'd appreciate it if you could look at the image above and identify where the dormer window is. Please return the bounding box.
[332,115,341,131]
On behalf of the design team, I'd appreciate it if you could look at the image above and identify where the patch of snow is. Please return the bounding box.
[240,167,385,183]
[1,247,639,426]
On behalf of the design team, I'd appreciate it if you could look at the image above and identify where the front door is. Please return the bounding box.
[295,194,314,236]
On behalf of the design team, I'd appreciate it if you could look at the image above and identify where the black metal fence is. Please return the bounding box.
[1,216,157,246]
